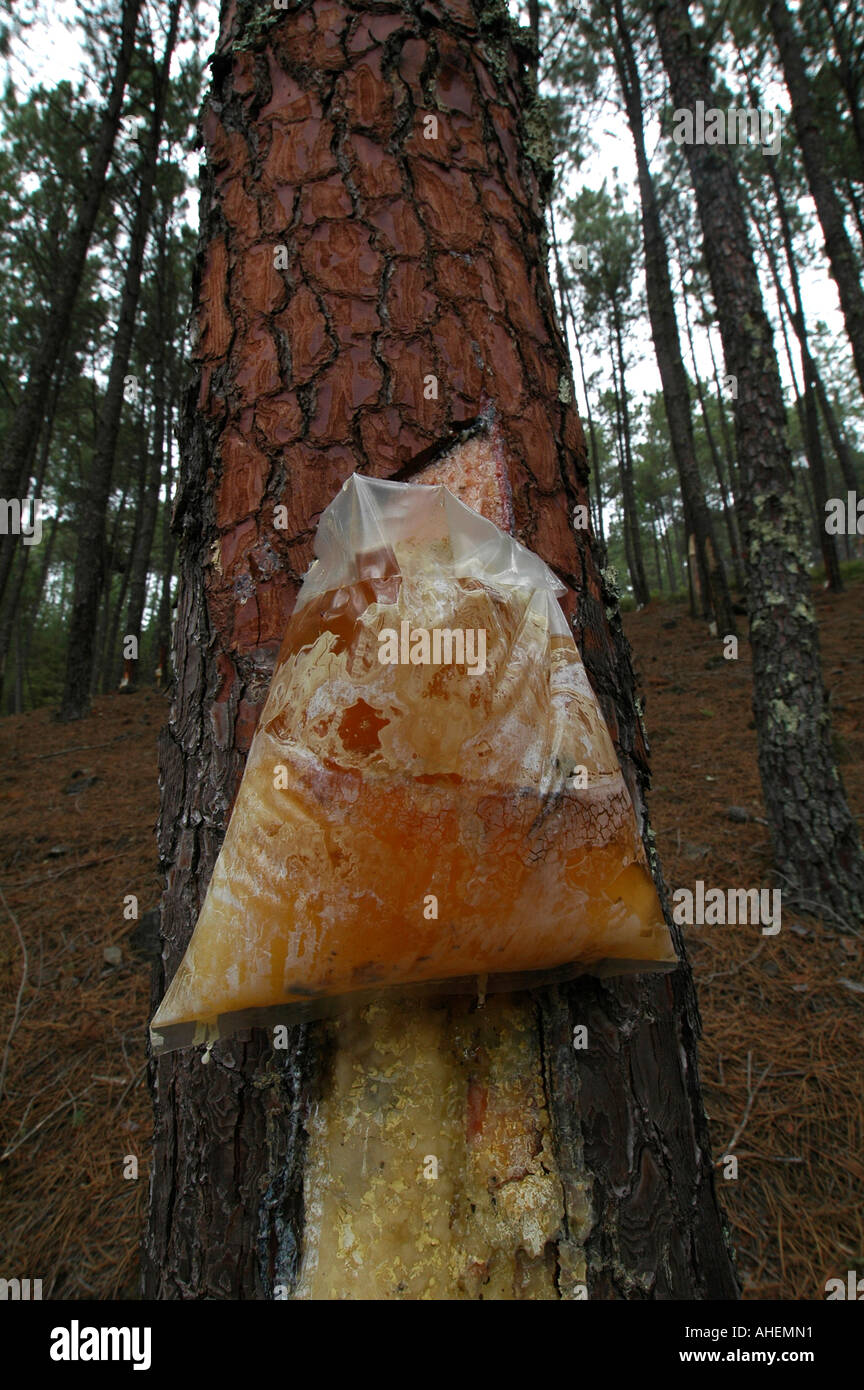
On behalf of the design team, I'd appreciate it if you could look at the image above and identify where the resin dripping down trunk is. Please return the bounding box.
[291,439,586,1299]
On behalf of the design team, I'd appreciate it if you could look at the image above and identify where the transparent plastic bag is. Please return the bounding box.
[150,474,676,1053]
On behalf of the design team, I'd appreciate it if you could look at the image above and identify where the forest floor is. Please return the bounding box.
[0,578,862,1301]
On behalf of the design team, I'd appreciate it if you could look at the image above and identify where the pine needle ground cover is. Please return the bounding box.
[0,580,861,1300]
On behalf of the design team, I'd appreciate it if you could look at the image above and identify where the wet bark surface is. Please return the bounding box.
[144,0,738,1298]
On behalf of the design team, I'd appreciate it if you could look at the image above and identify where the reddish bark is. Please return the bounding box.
[145,0,737,1299]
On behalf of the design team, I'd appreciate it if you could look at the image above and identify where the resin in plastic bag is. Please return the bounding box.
[150,474,676,1053]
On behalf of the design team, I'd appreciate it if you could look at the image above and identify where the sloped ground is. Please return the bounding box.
[0,580,861,1299]
[628,579,864,1299]
[0,691,162,1298]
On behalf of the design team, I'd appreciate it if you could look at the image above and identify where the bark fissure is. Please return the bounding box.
[145,0,736,1299]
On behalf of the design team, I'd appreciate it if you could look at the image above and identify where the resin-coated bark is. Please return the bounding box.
[144,0,738,1299]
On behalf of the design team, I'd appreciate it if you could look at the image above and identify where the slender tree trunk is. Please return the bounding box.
[20,509,61,690]
[673,253,745,590]
[818,0,864,177]
[154,399,177,687]
[11,625,23,715]
[693,319,744,589]
[658,503,677,590]
[59,0,181,721]
[704,330,738,492]
[103,515,135,692]
[607,0,735,635]
[573,322,604,545]
[653,0,864,921]
[550,216,604,546]
[0,349,64,700]
[735,76,841,590]
[841,174,864,250]
[0,0,143,601]
[123,209,170,688]
[93,484,125,690]
[764,155,861,493]
[767,0,864,395]
[145,0,737,1300]
[650,511,664,590]
[813,370,860,493]
[611,311,650,606]
[610,361,639,597]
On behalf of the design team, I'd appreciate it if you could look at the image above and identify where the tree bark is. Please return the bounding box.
[144,0,738,1300]
[652,0,864,922]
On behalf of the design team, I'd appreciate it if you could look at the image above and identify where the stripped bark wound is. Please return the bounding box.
[295,438,574,1299]
[144,0,737,1299]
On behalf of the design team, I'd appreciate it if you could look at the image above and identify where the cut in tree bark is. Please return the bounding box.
[144,0,738,1300]
[652,0,864,924]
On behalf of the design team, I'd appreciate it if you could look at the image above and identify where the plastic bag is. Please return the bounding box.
[150,474,676,1053]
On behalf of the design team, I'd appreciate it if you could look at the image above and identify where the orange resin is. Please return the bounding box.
[151,491,675,1052]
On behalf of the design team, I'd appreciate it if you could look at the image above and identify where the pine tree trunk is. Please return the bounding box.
[767,0,864,395]
[651,513,664,590]
[19,508,61,691]
[550,219,605,547]
[678,281,744,591]
[144,0,738,1300]
[819,0,864,180]
[0,349,64,701]
[0,0,143,604]
[739,166,842,591]
[93,478,131,692]
[652,0,864,922]
[611,311,651,606]
[154,401,177,687]
[607,0,735,635]
[59,0,181,721]
[123,210,170,688]
[765,157,861,493]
